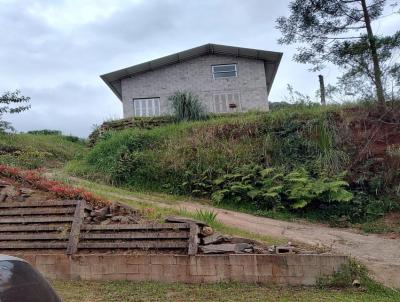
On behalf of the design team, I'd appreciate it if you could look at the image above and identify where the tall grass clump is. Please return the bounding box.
[169,91,208,122]
[194,209,218,225]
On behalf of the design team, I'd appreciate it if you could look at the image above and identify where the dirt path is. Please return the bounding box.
[99,189,399,288]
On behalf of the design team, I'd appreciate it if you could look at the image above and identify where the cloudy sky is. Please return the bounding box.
[1,0,398,137]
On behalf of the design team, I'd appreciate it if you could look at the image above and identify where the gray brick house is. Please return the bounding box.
[101,44,282,118]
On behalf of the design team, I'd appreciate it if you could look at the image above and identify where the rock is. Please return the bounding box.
[110,202,138,215]
[92,216,106,223]
[110,215,129,223]
[84,217,93,224]
[200,243,253,254]
[16,195,26,202]
[352,279,361,287]
[0,181,10,188]
[120,216,130,224]
[229,237,258,245]
[2,186,20,201]
[200,226,214,237]
[202,233,231,245]
[92,207,109,218]
[20,188,34,195]
[165,216,208,227]
[127,216,140,223]
[253,246,270,254]
[101,219,112,225]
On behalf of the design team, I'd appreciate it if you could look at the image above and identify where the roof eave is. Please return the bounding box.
[100,74,123,101]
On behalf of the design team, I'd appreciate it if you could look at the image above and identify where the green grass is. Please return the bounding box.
[52,280,400,302]
[0,133,86,168]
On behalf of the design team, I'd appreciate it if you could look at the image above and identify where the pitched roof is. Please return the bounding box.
[100,43,283,101]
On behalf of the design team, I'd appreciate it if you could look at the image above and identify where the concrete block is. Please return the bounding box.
[194,264,217,276]
[214,264,231,278]
[256,255,286,266]
[126,255,151,265]
[197,255,229,267]
[228,254,256,266]
[36,255,57,265]
[126,273,148,281]
[286,265,304,277]
[175,255,189,265]
[230,265,244,276]
[150,255,176,265]
[163,265,188,278]
[149,264,164,281]
[137,264,151,275]
[256,264,273,277]
[125,264,139,274]
[103,273,127,281]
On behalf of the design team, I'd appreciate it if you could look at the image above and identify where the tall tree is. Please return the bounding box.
[277,0,399,106]
[334,32,400,100]
[0,90,31,132]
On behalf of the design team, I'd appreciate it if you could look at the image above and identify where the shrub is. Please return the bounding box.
[169,91,208,122]
[207,165,353,212]
[27,129,62,135]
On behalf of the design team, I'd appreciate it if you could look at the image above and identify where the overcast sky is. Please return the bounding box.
[1,0,398,137]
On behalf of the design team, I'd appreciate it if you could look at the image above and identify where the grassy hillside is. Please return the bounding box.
[67,103,400,228]
[0,132,86,169]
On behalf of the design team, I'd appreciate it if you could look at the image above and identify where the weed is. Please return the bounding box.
[194,209,218,225]
[317,259,389,293]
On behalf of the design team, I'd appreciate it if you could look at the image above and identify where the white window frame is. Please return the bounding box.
[212,64,237,79]
[133,97,160,117]
[213,92,241,113]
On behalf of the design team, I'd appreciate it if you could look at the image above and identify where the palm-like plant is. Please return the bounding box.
[169,91,207,122]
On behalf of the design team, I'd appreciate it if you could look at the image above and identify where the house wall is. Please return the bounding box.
[121,55,269,118]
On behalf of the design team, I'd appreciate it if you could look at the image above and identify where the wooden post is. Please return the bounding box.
[319,75,326,106]
[66,200,86,255]
[188,223,199,255]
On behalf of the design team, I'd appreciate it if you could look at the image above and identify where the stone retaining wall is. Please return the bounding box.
[14,253,347,286]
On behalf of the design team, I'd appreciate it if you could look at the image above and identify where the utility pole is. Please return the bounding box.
[319,75,326,106]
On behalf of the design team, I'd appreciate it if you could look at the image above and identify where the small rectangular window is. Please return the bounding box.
[133,98,160,117]
[212,64,237,78]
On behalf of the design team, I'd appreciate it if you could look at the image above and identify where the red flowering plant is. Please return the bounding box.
[0,165,109,206]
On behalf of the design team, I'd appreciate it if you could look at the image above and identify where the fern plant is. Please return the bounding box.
[210,165,353,212]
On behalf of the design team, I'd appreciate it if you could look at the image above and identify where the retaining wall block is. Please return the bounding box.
[10,253,348,286]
